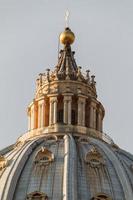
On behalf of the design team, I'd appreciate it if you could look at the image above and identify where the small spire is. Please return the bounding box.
[55,43,78,80]
[46,68,50,82]
[36,78,39,90]
[91,75,96,86]
[77,66,82,80]
[39,73,43,86]
[86,70,90,83]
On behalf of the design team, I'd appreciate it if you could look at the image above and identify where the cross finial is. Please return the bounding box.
[65,10,70,27]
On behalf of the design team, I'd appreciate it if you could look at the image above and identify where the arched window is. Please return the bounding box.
[91,193,112,200]
[34,147,54,166]
[26,191,48,200]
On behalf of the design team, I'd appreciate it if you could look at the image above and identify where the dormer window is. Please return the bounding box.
[85,147,104,167]
[78,136,89,144]
[34,147,54,166]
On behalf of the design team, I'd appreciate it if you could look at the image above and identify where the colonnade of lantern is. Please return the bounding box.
[27,94,104,132]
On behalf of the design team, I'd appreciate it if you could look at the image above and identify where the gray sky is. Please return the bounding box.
[0,0,133,153]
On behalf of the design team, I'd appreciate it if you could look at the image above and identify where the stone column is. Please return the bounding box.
[41,99,45,127]
[93,108,96,129]
[38,103,41,128]
[68,99,72,125]
[28,115,31,131]
[89,101,97,129]
[78,96,86,126]
[38,99,45,128]
[78,101,82,125]
[89,105,94,128]
[27,108,31,131]
[49,99,53,125]
[53,99,58,124]
[82,101,85,126]
[30,107,33,129]
[31,100,38,129]
[63,99,68,124]
[101,119,103,132]
[63,95,72,125]
[49,96,58,125]
[97,108,103,132]
[97,112,101,131]
[34,102,38,129]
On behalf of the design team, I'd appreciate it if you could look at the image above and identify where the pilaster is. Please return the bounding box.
[89,100,97,129]
[63,94,73,125]
[77,95,87,126]
[31,100,38,130]
[48,95,58,125]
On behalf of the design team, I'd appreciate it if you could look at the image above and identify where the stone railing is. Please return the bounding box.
[102,132,114,144]
[17,126,114,146]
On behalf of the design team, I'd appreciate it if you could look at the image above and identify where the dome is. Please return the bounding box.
[0,135,133,200]
[0,27,133,200]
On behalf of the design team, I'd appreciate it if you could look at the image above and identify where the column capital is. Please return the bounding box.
[27,107,31,116]
[78,95,88,104]
[38,98,45,105]
[97,102,105,115]
[63,93,73,102]
[31,100,38,112]
[78,95,87,103]
[49,96,58,103]
[77,94,88,99]
[47,94,58,98]
[98,107,103,115]
[77,95,86,126]
[89,99,97,108]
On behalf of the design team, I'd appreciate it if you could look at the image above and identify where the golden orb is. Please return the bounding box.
[60,27,75,45]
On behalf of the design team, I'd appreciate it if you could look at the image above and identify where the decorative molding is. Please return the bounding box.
[14,141,25,149]
[78,136,90,144]
[45,134,58,143]
[0,155,8,170]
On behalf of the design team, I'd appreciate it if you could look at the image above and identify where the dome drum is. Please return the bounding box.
[27,92,104,135]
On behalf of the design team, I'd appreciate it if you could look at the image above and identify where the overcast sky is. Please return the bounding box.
[0,0,133,153]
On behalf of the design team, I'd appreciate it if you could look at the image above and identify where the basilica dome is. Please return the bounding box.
[0,27,133,200]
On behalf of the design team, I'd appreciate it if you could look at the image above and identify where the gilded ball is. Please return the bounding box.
[60,27,75,45]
